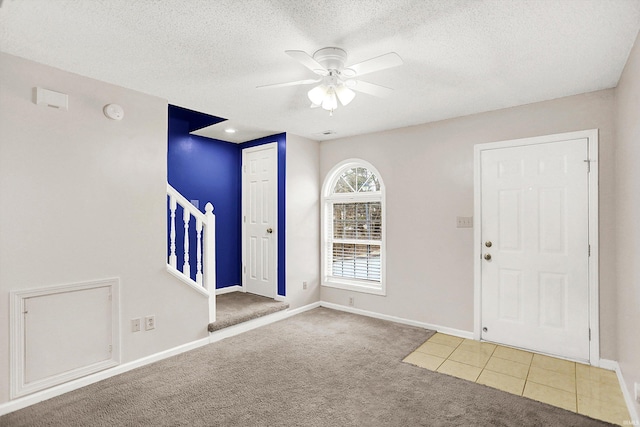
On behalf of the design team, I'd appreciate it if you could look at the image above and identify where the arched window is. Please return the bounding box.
[322,159,385,295]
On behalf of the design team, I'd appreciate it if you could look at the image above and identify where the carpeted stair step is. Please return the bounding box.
[208,292,289,332]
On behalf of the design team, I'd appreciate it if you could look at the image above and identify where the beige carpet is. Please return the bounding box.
[1,308,613,426]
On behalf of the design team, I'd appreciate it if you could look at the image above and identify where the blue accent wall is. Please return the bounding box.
[240,133,287,297]
[167,107,286,296]
[168,116,241,289]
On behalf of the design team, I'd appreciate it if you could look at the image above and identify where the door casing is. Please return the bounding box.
[473,129,600,365]
[242,143,278,298]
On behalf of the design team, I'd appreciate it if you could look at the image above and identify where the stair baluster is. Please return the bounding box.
[183,208,190,277]
[169,195,177,268]
[196,217,203,285]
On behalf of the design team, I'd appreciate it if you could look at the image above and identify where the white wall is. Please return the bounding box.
[0,53,209,404]
[320,89,618,358]
[285,134,321,308]
[614,30,640,415]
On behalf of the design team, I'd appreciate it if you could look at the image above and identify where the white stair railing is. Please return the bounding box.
[167,183,216,323]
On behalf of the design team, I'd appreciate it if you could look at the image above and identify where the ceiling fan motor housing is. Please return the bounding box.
[313,47,348,72]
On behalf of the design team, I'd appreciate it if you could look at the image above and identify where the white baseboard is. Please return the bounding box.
[0,336,210,417]
[600,359,640,424]
[209,301,320,343]
[216,285,242,295]
[319,301,474,339]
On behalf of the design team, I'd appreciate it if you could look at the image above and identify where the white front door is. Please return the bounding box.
[242,144,277,298]
[480,138,590,361]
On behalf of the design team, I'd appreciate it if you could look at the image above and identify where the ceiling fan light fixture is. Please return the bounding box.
[307,84,329,106]
[321,89,338,111]
[263,47,403,115]
[335,85,356,106]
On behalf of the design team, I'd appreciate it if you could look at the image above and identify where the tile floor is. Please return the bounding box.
[403,333,632,426]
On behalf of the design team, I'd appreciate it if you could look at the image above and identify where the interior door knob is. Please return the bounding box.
[484,254,492,261]
[266,227,273,234]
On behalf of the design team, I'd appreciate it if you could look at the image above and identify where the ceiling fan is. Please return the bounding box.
[258,47,403,115]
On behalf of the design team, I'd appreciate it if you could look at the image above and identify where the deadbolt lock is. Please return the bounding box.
[485,241,492,247]
[266,227,273,234]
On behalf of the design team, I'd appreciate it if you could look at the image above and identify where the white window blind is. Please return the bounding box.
[330,202,382,282]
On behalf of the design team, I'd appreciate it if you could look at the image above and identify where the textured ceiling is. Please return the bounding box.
[1,0,639,142]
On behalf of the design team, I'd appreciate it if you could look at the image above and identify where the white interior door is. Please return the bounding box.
[242,144,277,298]
[480,138,590,361]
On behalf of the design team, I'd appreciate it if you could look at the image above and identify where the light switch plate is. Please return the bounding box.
[456,216,473,228]
[131,318,141,333]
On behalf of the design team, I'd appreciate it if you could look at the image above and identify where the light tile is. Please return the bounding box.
[477,369,526,395]
[449,347,492,368]
[576,363,619,386]
[523,381,577,412]
[437,359,482,382]
[576,377,625,404]
[531,353,576,376]
[428,333,464,348]
[403,351,445,371]
[527,366,576,393]
[405,335,630,426]
[484,356,530,379]
[457,339,497,356]
[577,395,631,426]
[492,346,534,365]
[415,341,456,358]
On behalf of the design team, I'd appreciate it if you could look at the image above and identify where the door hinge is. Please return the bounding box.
[108,345,112,353]
[589,328,591,341]
[243,265,246,274]
[588,244,591,256]
[243,165,247,173]
[584,159,592,173]
[243,215,246,223]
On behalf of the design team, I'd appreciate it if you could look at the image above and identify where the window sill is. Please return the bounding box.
[322,278,386,296]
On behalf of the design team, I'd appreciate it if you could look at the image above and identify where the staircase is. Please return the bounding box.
[166,183,216,323]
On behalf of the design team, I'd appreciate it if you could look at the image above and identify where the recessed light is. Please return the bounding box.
[225,128,236,134]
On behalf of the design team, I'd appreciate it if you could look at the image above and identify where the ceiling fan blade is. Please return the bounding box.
[285,50,328,75]
[257,78,321,89]
[350,80,394,98]
[347,52,403,77]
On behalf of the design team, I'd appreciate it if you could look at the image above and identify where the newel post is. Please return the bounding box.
[204,202,216,323]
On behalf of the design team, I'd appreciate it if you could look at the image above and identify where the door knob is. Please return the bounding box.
[484,254,492,261]
[266,228,273,234]
[485,241,492,247]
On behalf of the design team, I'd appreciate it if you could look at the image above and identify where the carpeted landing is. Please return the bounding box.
[1,308,614,426]
[208,291,289,332]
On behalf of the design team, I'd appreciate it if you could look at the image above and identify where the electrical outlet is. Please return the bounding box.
[131,318,141,333]
[145,315,155,331]
[456,216,473,228]
[348,297,354,307]
[302,281,308,290]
